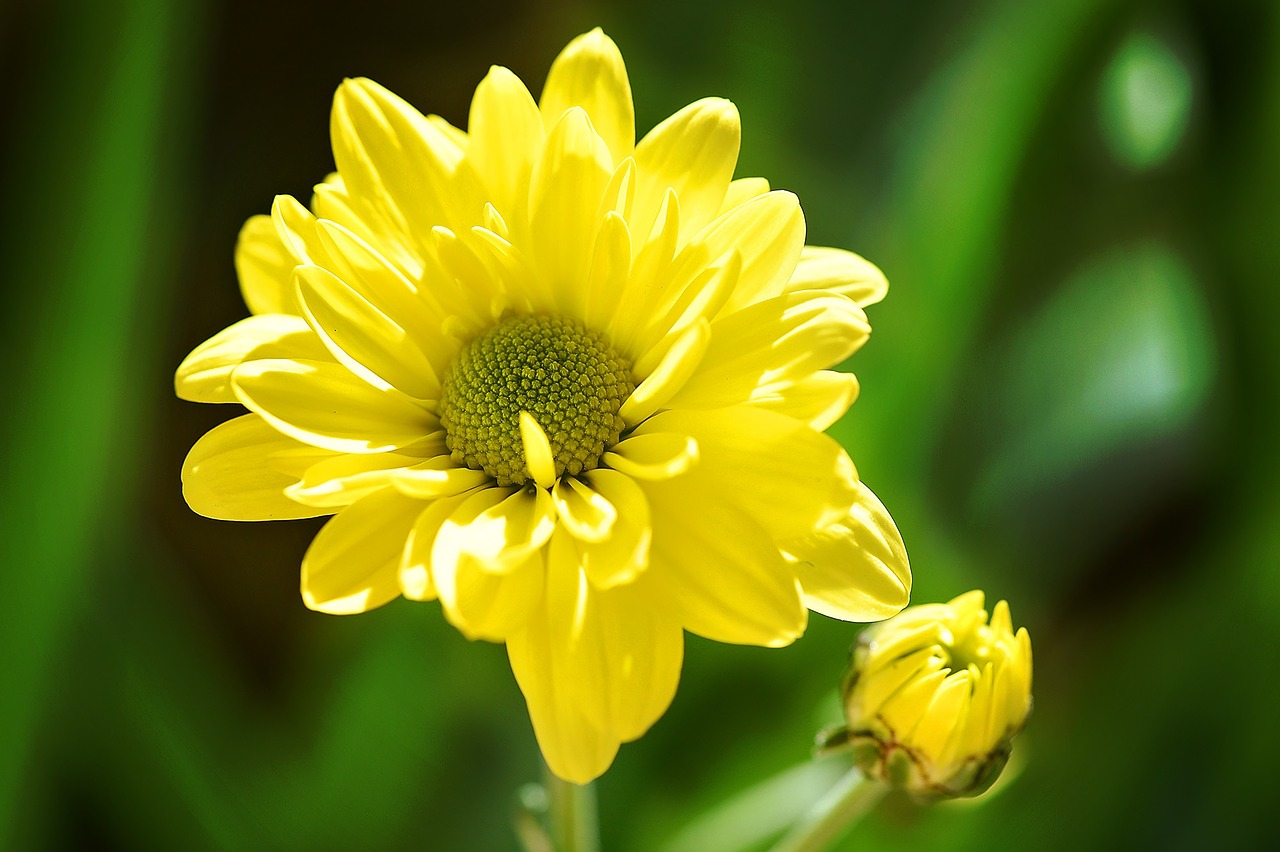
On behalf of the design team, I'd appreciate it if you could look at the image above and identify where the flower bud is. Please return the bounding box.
[825,590,1033,799]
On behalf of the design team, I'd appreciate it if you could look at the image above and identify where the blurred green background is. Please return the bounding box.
[2,0,1277,848]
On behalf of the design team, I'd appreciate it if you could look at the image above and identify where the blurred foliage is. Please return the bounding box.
[1,0,1277,849]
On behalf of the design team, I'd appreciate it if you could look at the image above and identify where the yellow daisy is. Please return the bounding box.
[176,29,910,783]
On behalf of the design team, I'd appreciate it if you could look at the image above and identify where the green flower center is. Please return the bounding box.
[439,314,634,486]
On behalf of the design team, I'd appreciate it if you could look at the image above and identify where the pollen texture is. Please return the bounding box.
[439,315,634,486]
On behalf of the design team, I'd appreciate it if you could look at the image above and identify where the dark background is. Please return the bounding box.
[2,0,1277,848]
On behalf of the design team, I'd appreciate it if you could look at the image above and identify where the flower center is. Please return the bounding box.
[439,314,634,486]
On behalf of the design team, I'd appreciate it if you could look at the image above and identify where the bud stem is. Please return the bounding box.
[769,769,887,852]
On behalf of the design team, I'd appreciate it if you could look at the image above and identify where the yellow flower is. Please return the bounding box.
[830,591,1033,799]
[176,29,910,783]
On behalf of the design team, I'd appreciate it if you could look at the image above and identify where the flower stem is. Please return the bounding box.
[769,769,886,852]
[543,764,600,852]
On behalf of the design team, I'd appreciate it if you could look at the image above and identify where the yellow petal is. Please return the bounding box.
[551,476,616,543]
[432,487,557,577]
[294,264,439,399]
[675,190,805,316]
[718,177,770,214]
[235,215,297,315]
[787,246,889,307]
[331,78,480,243]
[507,530,682,783]
[391,456,492,499]
[539,28,634,167]
[913,671,971,762]
[285,451,425,508]
[468,65,544,222]
[313,219,449,355]
[311,178,422,280]
[520,412,558,490]
[747,370,860,431]
[631,97,740,243]
[182,414,336,521]
[855,648,942,719]
[619,319,709,427]
[602,432,698,481]
[399,493,463,601]
[578,469,651,588]
[785,482,911,622]
[301,487,426,614]
[637,406,858,540]
[582,211,631,334]
[608,189,681,352]
[644,475,806,647]
[272,194,331,267]
[175,314,316,403]
[232,358,434,453]
[668,291,869,410]
[528,107,613,311]
[433,510,546,641]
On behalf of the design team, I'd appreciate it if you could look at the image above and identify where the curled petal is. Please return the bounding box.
[787,246,889,307]
[432,487,557,576]
[602,432,698,481]
[784,482,911,622]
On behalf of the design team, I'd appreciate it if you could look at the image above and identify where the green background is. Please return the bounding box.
[2,0,1276,848]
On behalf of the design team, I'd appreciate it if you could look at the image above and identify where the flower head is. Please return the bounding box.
[176,29,910,783]
[829,591,1033,799]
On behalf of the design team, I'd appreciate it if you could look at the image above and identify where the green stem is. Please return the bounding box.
[769,769,886,852]
[543,764,600,852]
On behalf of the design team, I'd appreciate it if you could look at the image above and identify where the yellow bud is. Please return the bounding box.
[831,590,1033,799]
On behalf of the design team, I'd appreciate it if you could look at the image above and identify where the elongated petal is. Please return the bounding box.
[285,451,424,508]
[675,191,805,315]
[182,415,336,520]
[669,291,869,410]
[539,28,634,166]
[637,407,857,540]
[718,177,770,214]
[175,314,316,403]
[468,65,543,221]
[619,319,709,426]
[507,531,681,783]
[748,370,860,431]
[785,482,911,622]
[331,78,480,244]
[294,264,439,399]
[528,107,613,310]
[233,358,434,453]
[301,487,426,613]
[643,476,806,647]
[582,210,631,333]
[236,214,297,315]
[391,456,492,499]
[602,432,698,481]
[787,246,888,307]
[631,97,739,243]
